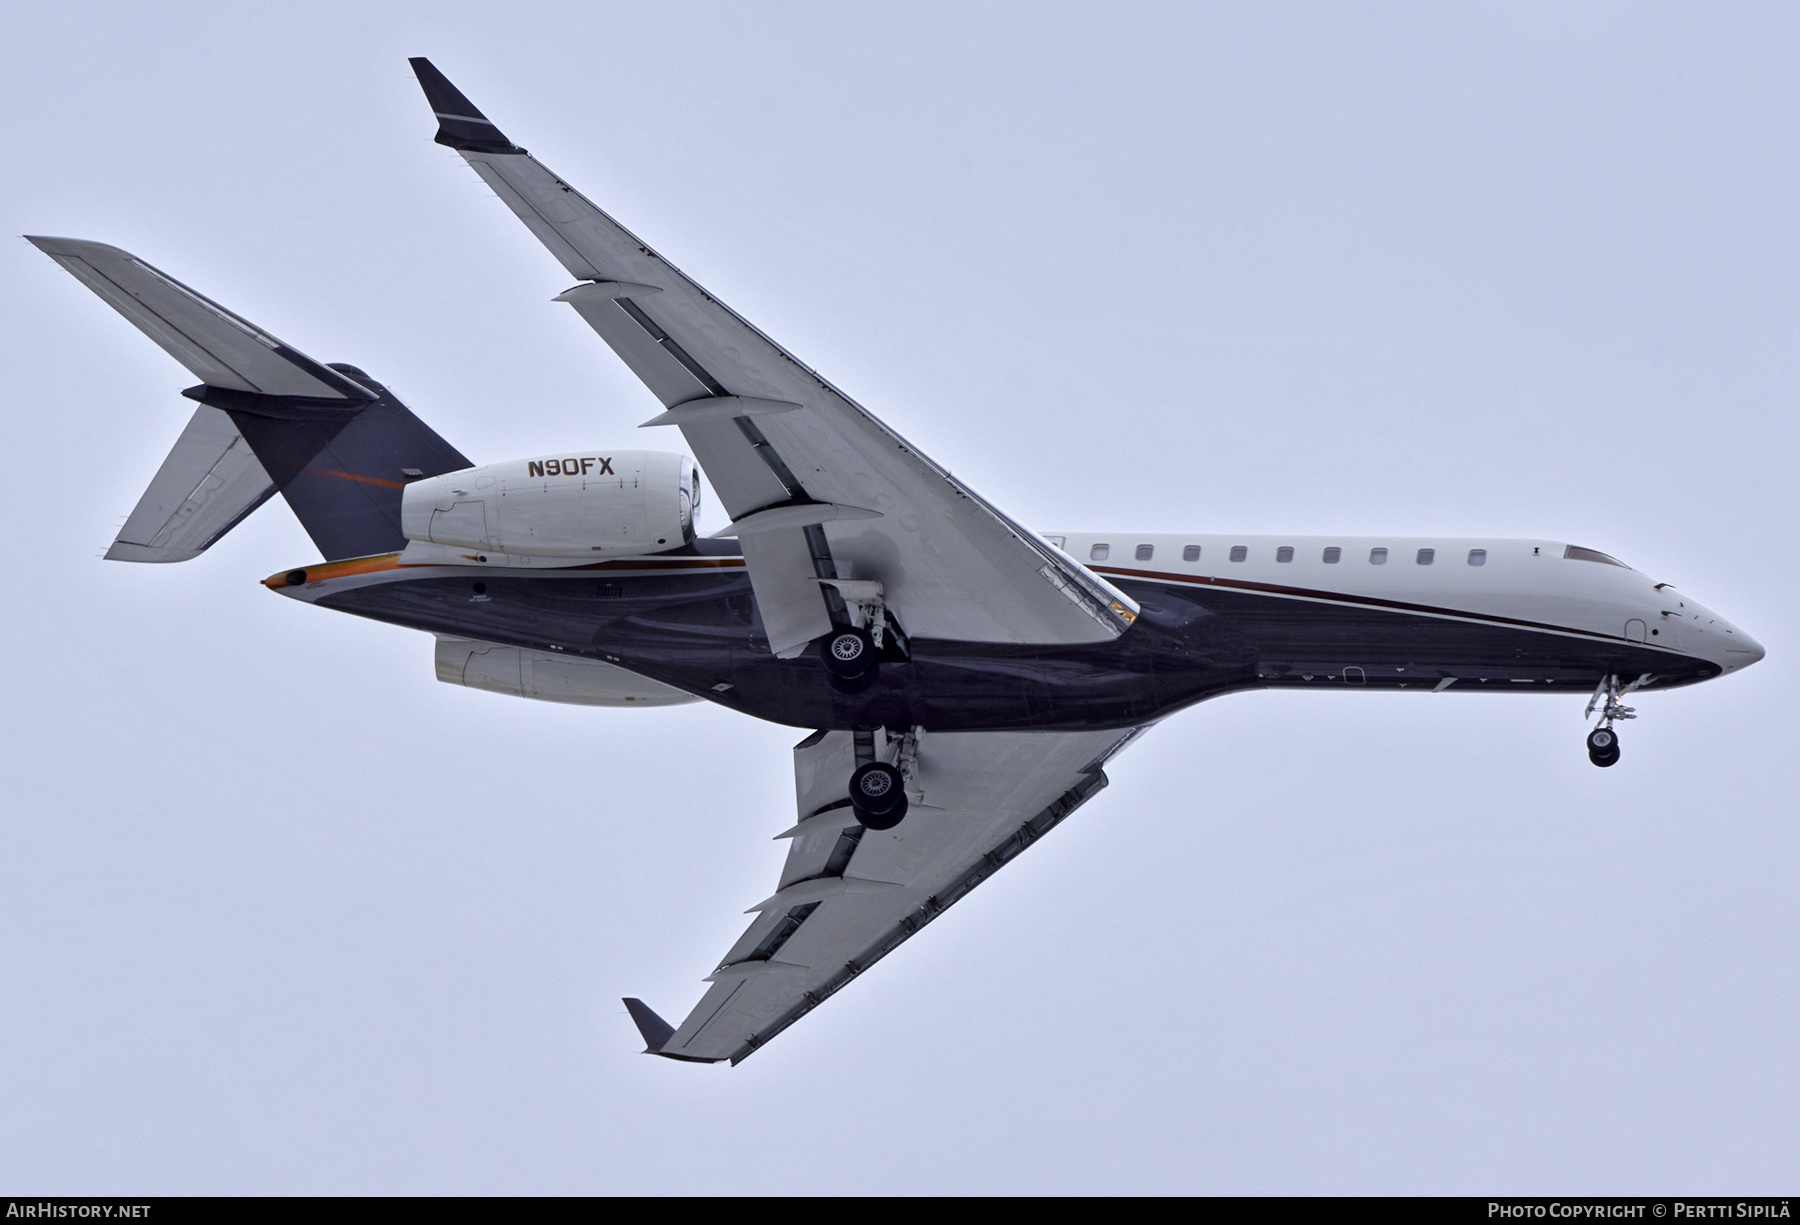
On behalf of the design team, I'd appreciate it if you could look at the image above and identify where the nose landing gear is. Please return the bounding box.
[1583,673,1650,768]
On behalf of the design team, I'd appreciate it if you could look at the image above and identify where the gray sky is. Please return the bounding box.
[1,0,1793,1194]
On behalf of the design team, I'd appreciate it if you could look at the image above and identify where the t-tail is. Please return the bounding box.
[27,237,469,563]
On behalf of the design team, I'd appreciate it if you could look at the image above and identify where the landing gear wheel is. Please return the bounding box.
[1587,726,1621,768]
[850,761,908,830]
[821,627,878,693]
[820,627,877,681]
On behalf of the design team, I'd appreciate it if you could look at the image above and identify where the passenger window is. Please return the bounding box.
[1322,547,1341,564]
[1182,545,1201,562]
[1467,548,1486,567]
[1046,536,1066,549]
[1276,546,1294,563]
[1369,547,1388,565]
[1135,544,1154,561]
[1090,543,1109,561]
[1229,545,1248,562]
[1416,548,1434,565]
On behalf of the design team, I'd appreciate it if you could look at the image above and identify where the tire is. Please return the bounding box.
[1586,727,1617,754]
[1589,747,1620,768]
[850,761,907,830]
[854,795,909,831]
[826,670,877,695]
[820,627,877,680]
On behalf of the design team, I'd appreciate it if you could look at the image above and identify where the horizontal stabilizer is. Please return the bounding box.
[107,405,276,563]
[26,236,370,400]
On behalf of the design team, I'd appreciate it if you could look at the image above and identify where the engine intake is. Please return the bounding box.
[400,450,698,558]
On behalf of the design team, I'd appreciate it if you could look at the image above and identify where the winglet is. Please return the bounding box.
[407,58,526,155]
[622,997,676,1054]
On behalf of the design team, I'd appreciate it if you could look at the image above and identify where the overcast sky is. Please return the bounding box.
[2,0,1794,1194]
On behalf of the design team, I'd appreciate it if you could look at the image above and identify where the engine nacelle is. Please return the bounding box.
[400,450,699,558]
[435,637,699,707]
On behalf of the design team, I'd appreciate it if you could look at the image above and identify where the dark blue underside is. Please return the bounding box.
[315,567,1707,732]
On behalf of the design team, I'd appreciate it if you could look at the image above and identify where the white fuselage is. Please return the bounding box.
[1048,533,1764,678]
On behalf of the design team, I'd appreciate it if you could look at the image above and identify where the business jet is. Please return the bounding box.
[28,59,1764,1065]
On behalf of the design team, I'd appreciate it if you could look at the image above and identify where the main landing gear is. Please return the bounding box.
[1583,673,1650,768]
[820,626,878,690]
[851,761,907,830]
[848,726,919,830]
[816,579,902,694]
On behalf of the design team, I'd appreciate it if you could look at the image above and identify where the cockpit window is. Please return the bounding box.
[1564,545,1628,568]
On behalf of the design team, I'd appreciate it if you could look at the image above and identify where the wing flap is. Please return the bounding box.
[737,528,833,657]
[554,274,718,406]
[791,729,856,823]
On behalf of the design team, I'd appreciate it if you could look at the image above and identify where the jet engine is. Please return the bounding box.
[400,450,699,558]
[435,637,698,707]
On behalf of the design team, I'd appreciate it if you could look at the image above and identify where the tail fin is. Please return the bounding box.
[184,368,468,560]
[30,236,470,561]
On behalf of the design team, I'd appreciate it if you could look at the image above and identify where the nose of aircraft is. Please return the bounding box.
[1665,591,1765,675]
[1724,629,1766,671]
[1703,613,1765,674]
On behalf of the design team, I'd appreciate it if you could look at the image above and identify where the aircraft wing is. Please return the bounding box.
[408,60,1137,657]
[627,724,1149,1064]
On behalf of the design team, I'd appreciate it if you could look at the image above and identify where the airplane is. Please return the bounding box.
[28,58,1764,1065]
